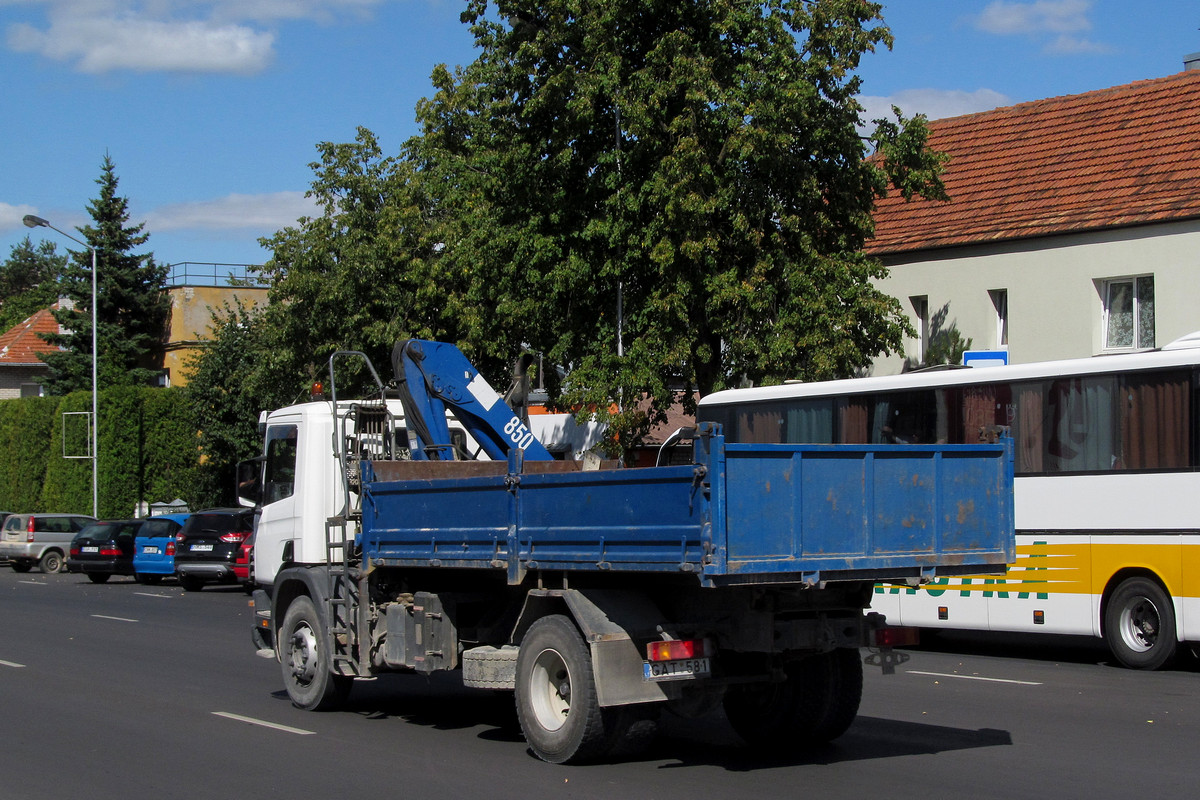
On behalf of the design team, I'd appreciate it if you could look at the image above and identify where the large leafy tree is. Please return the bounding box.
[0,237,66,333]
[407,0,947,438]
[249,0,946,447]
[42,155,170,394]
[255,129,460,398]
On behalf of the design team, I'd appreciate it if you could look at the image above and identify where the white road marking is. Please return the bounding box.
[134,592,172,599]
[18,581,44,585]
[907,670,1042,686]
[212,712,316,735]
[91,614,139,623]
[0,659,26,668]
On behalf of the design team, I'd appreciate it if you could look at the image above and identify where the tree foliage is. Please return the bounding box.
[184,303,289,507]
[41,155,170,394]
[0,237,66,334]
[240,0,947,450]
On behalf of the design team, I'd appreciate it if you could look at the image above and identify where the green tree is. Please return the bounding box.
[407,0,947,440]
[185,303,285,507]
[41,155,170,394]
[253,0,947,450]
[0,237,66,333]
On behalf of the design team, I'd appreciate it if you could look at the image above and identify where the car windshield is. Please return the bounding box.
[183,514,249,536]
[75,522,131,542]
[139,518,178,537]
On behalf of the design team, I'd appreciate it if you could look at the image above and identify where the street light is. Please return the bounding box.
[23,214,99,519]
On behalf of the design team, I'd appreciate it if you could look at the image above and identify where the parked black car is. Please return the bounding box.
[66,520,144,583]
[174,508,255,592]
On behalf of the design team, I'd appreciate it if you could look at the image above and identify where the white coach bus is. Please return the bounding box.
[698,332,1200,669]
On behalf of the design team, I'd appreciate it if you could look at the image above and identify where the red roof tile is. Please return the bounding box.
[0,306,63,366]
[866,70,1200,255]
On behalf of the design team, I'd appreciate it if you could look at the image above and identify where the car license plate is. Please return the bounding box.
[643,657,711,682]
[81,546,99,553]
[191,544,214,552]
[142,545,160,554]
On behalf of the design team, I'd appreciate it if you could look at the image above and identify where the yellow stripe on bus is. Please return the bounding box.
[876,540,1200,599]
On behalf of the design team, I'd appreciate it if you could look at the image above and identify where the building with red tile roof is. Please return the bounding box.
[866,65,1200,373]
[0,305,63,398]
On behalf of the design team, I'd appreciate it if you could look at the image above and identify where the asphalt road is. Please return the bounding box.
[1,568,1197,800]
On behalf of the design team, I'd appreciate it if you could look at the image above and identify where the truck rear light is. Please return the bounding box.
[646,639,708,661]
[870,626,919,648]
[219,532,248,544]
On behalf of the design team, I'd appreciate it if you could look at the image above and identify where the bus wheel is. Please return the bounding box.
[1105,577,1177,670]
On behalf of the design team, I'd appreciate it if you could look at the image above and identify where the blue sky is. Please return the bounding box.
[2,0,1197,271]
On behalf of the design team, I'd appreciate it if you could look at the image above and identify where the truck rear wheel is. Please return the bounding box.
[724,648,863,749]
[280,595,351,711]
[514,614,641,764]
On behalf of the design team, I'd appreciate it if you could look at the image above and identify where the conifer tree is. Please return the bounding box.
[42,155,170,394]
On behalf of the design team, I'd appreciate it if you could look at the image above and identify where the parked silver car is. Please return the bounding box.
[0,513,97,573]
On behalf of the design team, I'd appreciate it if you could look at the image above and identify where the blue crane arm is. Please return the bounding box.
[390,339,555,462]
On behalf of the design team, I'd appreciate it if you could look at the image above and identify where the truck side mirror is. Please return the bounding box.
[236,457,264,508]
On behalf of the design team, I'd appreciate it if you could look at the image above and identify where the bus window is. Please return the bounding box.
[1045,376,1119,472]
[870,391,938,444]
[1120,370,1190,469]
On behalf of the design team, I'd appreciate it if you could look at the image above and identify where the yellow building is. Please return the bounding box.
[162,263,268,387]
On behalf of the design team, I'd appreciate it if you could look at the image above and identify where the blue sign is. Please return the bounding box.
[961,350,1009,368]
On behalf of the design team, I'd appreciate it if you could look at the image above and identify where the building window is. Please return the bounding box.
[910,295,929,362]
[989,289,1008,348]
[20,383,42,398]
[1103,276,1154,350]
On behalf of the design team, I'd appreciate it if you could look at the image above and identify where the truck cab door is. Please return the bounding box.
[253,423,300,586]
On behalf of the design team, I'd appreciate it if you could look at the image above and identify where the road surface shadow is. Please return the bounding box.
[274,672,1013,769]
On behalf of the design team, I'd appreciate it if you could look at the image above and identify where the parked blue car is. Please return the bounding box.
[132,513,191,585]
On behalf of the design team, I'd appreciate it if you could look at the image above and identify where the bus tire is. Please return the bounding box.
[1105,577,1177,670]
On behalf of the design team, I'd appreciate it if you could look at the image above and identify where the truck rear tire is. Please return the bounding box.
[723,648,863,750]
[280,595,351,711]
[514,614,639,764]
[1104,577,1177,670]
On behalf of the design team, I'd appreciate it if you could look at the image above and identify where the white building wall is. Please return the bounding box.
[870,219,1200,375]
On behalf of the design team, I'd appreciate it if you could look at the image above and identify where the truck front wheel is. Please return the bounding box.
[279,595,351,711]
[514,614,644,764]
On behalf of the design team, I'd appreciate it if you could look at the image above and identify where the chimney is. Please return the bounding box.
[1186,52,1200,71]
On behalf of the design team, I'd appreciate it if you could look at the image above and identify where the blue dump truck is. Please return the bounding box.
[248,341,1015,763]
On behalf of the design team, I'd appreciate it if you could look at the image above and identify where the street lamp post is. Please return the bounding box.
[23,214,99,519]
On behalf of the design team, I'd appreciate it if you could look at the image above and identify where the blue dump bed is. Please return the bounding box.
[360,430,1015,588]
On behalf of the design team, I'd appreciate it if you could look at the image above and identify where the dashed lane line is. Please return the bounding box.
[213,712,316,736]
[91,614,139,623]
[907,670,1043,686]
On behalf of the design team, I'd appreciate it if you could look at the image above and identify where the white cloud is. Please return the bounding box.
[145,191,318,232]
[0,202,41,235]
[1043,34,1115,56]
[972,0,1113,57]
[4,0,386,74]
[974,0,1092,35]
[861,88,1013,124]
[9,16,274,73]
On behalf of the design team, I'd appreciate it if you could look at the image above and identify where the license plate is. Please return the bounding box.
[643,657,711,681]
[142,546,160,554]
[82,546,99,553]
[191,544,214,552]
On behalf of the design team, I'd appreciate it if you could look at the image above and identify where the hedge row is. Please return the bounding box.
[0,387,203,518]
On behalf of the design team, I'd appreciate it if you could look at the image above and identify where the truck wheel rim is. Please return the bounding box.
[1118,597,1159,653]
[528,648,571,732]
[288,623,319,684]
